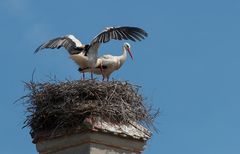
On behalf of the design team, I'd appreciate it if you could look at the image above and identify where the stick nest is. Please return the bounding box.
[20,79,159,139]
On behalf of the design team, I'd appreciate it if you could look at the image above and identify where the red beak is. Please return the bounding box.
[127,48,133,60]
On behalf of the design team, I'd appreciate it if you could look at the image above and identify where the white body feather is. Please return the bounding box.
[67,35,83,47]
[81,43,130,80]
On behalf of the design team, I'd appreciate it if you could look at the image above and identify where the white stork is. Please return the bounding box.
[79,42,133,81]
[34,26,148,79]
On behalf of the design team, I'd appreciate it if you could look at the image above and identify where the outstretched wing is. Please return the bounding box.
[35,35,83,54]
[90,26,148,45]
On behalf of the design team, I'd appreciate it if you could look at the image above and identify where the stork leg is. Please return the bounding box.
[82,72,85,80]
[78,68,85,80]
[99,63,104,81]
[91,68,93,80]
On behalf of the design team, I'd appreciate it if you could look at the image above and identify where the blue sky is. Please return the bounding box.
[1,0,240,153]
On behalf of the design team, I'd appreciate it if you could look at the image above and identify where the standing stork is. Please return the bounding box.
[80,42,133,81]
[34,26,148,79]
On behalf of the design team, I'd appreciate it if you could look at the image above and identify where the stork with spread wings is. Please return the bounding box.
[35,26,148,80]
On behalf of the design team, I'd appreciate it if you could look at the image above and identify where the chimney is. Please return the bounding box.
[22,80,156,154]
[35,118,150,154]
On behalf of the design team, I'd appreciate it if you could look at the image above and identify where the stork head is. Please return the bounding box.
[123,42,133,60]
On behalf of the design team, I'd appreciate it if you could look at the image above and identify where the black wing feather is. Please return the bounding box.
[34,35,81,54]
[90,26,148,45]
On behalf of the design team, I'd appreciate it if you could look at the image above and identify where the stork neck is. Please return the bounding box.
[117,46,127,67]
[87,43,99,58]
[122,46,128,57]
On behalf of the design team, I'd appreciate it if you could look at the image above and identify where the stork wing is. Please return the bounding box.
[100,59,115,67]
[90,26,148,45]
[101,54,114,59]
[35,35,83,53]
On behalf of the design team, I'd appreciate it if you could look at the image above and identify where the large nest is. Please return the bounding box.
[20,79,159,140]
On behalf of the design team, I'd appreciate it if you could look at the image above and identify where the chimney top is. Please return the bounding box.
[33,117,151,143]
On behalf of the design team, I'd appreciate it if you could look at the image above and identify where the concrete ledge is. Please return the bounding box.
[36,131,146,154]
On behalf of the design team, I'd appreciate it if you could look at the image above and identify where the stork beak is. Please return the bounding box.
[127,48,133,60]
